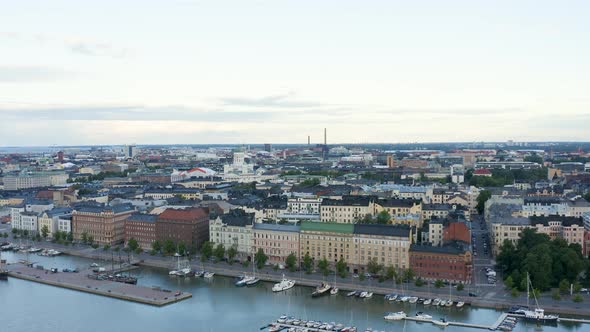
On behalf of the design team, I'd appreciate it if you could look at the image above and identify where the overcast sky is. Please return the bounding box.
[1,0,589,146]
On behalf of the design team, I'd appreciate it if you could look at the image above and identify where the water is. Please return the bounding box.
[0,252,585,332]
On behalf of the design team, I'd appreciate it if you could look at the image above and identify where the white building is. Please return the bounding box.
[58,215,73,234]
[19,212,39,234]
[287,197,322,215]
[209,209,255,258]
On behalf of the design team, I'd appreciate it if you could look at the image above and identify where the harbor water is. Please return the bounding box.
[0,252,586,332]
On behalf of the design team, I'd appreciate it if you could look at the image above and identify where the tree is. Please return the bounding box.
[254,248,268,270]
[511,288,520,297]
[367,258,382,275]
[134,247,142,255]
[201,241,213,261]
[163,239,176,255]
[573,294,584,303]
[504,276,514,290]
[41,225,49,239]
[318,257,330,276]
[457,283,464,291]
[114,246,120,252]
[227,246,238,264]
[81,232,88,244]
[87,235,94,245]
[178,242,187,256]
[214,244,225,261]
[127,238,139,252]
[385,266,397,281]
[285,253,298,272]
[103,244,111,251]
[11,228,17,235]
[302,252,313,274]
[559,279,570,294]
[435,280,444,288]
[66,232,73,242]
[336,257,348,278]
[376,210,391,224]
[152,240,162,253]
[415,277,425,287]
[476,190,492,214]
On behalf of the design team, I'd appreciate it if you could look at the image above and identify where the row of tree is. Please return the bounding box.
[496,229,590,291]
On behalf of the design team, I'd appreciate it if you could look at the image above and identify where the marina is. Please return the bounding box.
[5,262,192,306]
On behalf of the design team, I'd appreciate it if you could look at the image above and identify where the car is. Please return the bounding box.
[468,292,478,297]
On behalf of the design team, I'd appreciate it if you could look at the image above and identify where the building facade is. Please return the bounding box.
[156,207,210,248]
[72,204,135,246]
[410,243,473,284]
[253,223,300,265]
[124,214,157,251]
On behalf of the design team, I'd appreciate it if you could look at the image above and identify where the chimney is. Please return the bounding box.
[324,128,327,146]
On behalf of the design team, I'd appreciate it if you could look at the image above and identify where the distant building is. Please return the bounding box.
[209,209,255,259]
[253,223,300,265]
[125,144,137,158]
[3,171,68,190]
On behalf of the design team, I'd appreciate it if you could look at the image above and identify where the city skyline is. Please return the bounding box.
[2,0,590,146]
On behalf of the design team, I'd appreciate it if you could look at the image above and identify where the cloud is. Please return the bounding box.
[0,65,75,82]
[67,40,129,58]
[220,93,324,108]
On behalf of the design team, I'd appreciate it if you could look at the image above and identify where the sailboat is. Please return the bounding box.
[330,273,339,295]
[515,273,559,323]
[0,249,8,280]
[446,284,453,306]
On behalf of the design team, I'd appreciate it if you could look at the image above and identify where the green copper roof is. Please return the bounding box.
[300,221,354,234]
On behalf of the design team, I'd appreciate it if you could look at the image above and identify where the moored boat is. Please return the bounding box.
[384,311,406,321]
[312,282,331,297]
[432,318,449,327]
[272,274,295,292]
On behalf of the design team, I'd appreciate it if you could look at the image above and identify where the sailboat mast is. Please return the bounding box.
[526,272,530,308]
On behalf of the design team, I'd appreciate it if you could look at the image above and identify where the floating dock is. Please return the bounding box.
[6,263,191,306]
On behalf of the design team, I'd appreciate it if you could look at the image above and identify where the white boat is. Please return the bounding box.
[346,290,357,297]
[384,311,406,321]
[359,291,368,298]
[312,282,331,297]
[400,296,409,302]
[364,292,373,299]
[432,298,441,306]
[246,277,260,286]
[330,287,339,295]
[272,274,295,292]
[415,312,433,321]
[236,275,255,287]
[269,324,282,332]
[168,270,179,276]
[203,272,215,278]
[408,296,418,304]
[456,301,465,308]
[277,315,288,323]
[423,298,432,305]
[445,300,453,307]
[439,300,447,306]
[432,318,449,327]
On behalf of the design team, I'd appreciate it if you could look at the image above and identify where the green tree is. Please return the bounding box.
[367,257,382,275]
[163,239,176,255]
[415,277,425,287]
[318,257,330,276]
[214,244,225,261]
[359,273,366,282]
[511,288,520,297]
[376,210,391,224]
[559,279,570,294]
[285,253,298,272]
[178,242,187,256]
[41,225,49,239]
[114,246,120,252]
[201,241,213,261]
[476,190,492,214]
[385,266,397,281]
[552,290,562,301]
[227,246,238,264]
[336,257,348,278]
[152,240,162,253]
[435,280,444,288]
[457,283,465,291]
[134,247,142,255]
[254,248,268,270]
[504,276,514,290]
[103,244,111,251]
[81,231,88,244]
[127,238,139,251]
[66,232,73,242]
[87,235,94,245]
[302,252,313,274]
[573,294,584,303]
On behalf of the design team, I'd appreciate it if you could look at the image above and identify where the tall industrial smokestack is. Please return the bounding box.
[308,135,310,145]
[324,128,327,145]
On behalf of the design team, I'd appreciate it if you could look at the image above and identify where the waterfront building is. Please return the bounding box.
[209,209,255,259]
[37,208,72,238]
[299,222,354,265]
[124,214,157,251]
[287,197,322,215]
[3,171,69,190]
[352,224,412,271]
[19,211,39,234]
[72,204,135,246]
[409,242,473,284]
[253,223,300,265]
[156,207,210,248]
[57,215,72,234]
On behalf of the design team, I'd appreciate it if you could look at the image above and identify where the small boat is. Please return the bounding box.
[347,290,358,297]
[235,275,255,287]
[433,298,441,306]
[277,315,288,323]
[408,296,418,304]
[269,324,282,332]
[246,277,260,286]
[359,291,368,298]
[194,270,205,277]
[439,300,447,306]
[456,301,465,308]
[90,263,99,268]
[415,312,433,321]
[312,282,331,297]
[432,318,449,327]
[445,300,453,307]
[384,311,406,321]
[385,293,398,301]
[423,298,432,305]
[400,296,410,302]
[364,292,373,299]
[330,287,339,295]
[203,272,215,279]
[272,274,295,292]
[418,298,425,303]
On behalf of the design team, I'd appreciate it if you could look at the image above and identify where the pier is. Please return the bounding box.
[6,263,191,306]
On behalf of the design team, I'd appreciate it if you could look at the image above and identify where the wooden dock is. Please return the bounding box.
[7,263,191,307]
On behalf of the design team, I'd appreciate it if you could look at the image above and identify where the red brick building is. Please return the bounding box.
[72,204,135,246]
[443,221,471,244]
[156,207,210,248]
[409,242,473,284]
[124,214,158,251]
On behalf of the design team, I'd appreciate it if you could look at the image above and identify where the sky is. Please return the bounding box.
[1,0,589,146]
